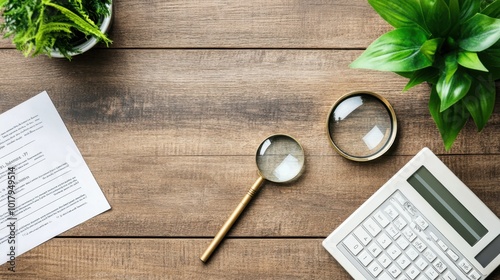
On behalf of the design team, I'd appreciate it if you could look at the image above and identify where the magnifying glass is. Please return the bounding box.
[200,134,305,263]
[326,91,397,161]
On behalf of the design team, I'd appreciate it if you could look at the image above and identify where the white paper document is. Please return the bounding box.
[0,91,110,265]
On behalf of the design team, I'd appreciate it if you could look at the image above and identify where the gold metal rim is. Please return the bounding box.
[326,91,398,162]
[255,133,306,183]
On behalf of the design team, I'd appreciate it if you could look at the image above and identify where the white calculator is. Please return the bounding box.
[323,148,500,280]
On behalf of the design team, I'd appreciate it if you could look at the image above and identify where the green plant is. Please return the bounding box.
[351,0,500,150]
[0,0,112,59]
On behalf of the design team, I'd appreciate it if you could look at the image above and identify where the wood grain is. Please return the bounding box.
[1,49,499,157]
[0,238,346,279]
[42,154,497,237]
[0,238,499,279]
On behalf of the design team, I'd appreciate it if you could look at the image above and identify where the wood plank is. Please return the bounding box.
[0,238,346,279]
[60,154,500,237]
[0,0,391,49]
[1,49,499,156]
[0,238,499,279]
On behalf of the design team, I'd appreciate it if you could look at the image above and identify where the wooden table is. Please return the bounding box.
[1,1,499,279]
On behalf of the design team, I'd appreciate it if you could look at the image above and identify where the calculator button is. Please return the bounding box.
[387,244,402,259]
[415,257,428,270]
[425,267,438,280]
[364,217,382,236]
[393,192,407,205]
[387,224,400,238]
[396,235,410,250]
[374,210,390,228]
[422,249,436,262]
[378,252,391,268]
[406,247,419,261]
[353,226,371,246]
[398,275,410,280]
[357,250,373,266]
[394,217,407,230]
[388,263,402,278]
[368,260,383,277]
[377,232,392,249]
[384,205,399,220]
[413,238,427,252]
[404,202,418,216]
[378,271,393,280]
[407,264,420,279]
[403,227,417,242]
[343,235,362,255]
[446,249,459,262]
[393,199,413,220]
[433,259,447,273]
[415,216,429,230]
[468,270,481,280]
[429,231,438,241]
[443,271,457,280]
[368,242,383,257]
[397,254,411,269]
[437,240,448,251]
[458,259,472,273]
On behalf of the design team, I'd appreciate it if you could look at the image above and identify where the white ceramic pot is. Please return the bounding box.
[50,2,113,58]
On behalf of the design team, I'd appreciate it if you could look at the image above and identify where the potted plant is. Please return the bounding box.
[350,0,500,150]
[0,0,112,59]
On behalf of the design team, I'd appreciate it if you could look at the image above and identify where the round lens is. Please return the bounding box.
[327,92,397,161]
[256,135,305,183]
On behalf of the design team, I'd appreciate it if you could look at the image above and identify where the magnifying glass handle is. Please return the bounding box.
[200,176,265,263]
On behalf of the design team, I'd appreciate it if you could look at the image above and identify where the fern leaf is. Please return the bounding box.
[70,0,95,25]
[34,22,75,55]
[43,1,111,45]
[39,22,75,35]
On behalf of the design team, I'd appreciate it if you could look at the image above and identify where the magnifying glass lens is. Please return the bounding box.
[328,93,396,160]
[256,135,305,183]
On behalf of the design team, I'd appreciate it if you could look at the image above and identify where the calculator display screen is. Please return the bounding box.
[408,166,488,246]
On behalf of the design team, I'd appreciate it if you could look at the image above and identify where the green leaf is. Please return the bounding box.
[429,86,470,150]
[459,13,500,52]
[479,41,500,78]
[459,0,481,21]
[436,54,472,111]
[446,0,461,36]
[457,51,489,71]
[440,53,459,81]
[448,0,460,23]
[367,0,428,31]
[403,68,440,91]
[420,0,451,37]
[396,72,415,79]
[44,1,112,45]
[350,28,433,72]
[463,74,496,131]
[482,0,500,18]
[420,38,442,62]
[34,22,75,56]
[481,0,497,10]
[72,0,96,26]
